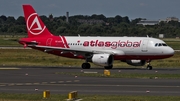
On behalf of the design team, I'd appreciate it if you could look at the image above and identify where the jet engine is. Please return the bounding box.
[123,60,146,66]
[92,54,113,66]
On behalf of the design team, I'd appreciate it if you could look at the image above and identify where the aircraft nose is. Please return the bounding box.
[166,47,174,55]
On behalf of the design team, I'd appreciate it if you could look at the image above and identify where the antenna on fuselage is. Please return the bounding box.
[147,35,149,37]
[78,34,80,37]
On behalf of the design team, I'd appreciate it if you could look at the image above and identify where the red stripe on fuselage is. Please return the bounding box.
[61,36,70,48]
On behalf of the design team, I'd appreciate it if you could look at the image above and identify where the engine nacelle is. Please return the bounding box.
[92,54,113,66]
[124,60,146,66]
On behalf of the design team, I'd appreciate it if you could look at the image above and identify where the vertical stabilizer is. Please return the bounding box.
[23,5,53,38]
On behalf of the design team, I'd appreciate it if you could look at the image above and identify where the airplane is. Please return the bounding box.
[19,4,174,70]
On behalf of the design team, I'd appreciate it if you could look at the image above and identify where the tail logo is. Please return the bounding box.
[27,13,46,35]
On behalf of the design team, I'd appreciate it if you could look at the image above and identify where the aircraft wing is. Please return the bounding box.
[31,45,125,55]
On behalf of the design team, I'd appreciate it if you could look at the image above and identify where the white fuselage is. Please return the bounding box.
[62,36,174,60]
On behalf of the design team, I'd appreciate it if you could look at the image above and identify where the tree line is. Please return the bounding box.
[0,14,180,38]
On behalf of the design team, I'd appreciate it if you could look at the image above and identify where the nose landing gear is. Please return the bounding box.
[146,61,152,70]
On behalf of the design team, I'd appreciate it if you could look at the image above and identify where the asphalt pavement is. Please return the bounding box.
[0,66,180,96]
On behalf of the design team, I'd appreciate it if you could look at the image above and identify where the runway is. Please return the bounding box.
[0,67,180,96]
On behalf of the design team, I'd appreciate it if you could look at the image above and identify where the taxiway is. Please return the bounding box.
[0,67,180,96]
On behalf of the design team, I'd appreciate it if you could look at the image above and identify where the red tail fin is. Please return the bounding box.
[22,5,53,38]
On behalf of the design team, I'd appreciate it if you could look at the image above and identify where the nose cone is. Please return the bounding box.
[165,47,174,56]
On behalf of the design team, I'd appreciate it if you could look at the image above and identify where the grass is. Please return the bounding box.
[0,35,26,46]
[0,49,180,68]
[0,93,180,101]
[166,41,180,50]
[0,49,85,67]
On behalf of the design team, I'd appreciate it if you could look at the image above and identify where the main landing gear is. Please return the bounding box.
[81,62,90,69]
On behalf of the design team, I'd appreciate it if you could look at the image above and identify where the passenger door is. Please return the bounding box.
[141,39,149,52]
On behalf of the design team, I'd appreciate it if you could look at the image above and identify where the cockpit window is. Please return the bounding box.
[155,43,168,47]
[162,43,167,46]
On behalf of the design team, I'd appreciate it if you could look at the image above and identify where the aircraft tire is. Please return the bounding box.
[82,63,90,69]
